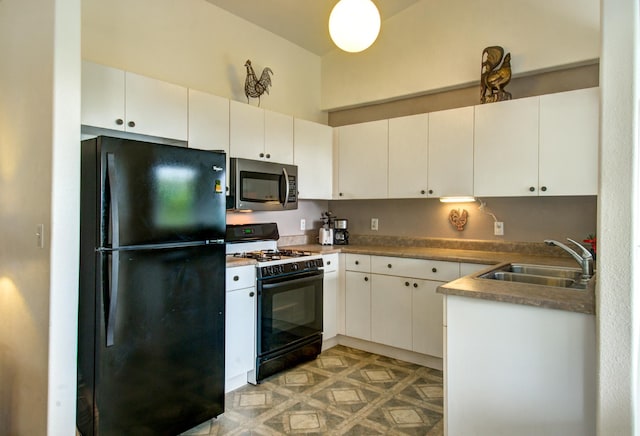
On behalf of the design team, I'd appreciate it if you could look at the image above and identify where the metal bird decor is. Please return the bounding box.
[480,46,512,104]
[449,209,468,231]
[244,59,273,106]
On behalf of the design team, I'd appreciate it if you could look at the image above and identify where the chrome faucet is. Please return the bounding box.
[544,238,594,282]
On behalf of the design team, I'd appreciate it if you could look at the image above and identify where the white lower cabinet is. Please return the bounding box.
[371,275,412,349]
[225,265,256,393]
[344,254,458,358]
[345,270,371,341]
[411,279,444,357]
[322,253,340,341]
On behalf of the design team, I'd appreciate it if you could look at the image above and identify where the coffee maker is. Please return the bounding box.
[333,219,349,245]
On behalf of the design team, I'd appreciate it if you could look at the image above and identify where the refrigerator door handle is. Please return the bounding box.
[106,152,120,249]
[105,250,119,347]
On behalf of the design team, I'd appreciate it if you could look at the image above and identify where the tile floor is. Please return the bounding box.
[182,345,444,435]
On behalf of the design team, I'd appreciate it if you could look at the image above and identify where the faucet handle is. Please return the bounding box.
[566,238,593,259]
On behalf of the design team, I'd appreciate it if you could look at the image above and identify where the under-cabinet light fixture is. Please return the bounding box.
[439,196,477,203]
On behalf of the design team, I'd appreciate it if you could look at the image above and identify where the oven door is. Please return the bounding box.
[257,270,323,357]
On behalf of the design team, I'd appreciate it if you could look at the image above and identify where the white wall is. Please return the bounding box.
[82,0,326,124]
[0,0,80,434]
[321,0,600,109]
[597,0,639,433]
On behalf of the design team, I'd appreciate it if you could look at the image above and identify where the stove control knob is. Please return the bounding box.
[291,263,299,271]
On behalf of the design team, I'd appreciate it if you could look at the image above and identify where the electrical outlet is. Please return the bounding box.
[371,218,379,231]
[300,219,306,231]
[494,221,504,236]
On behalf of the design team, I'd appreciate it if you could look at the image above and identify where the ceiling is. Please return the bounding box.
[205,0,421,56]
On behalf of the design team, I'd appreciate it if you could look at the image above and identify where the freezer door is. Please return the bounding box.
[84,244,225,436]
[86,136,226,247]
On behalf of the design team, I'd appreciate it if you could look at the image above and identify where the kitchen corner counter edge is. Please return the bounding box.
[271,243,596,315]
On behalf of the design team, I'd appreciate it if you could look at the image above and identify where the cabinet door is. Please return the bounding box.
[388,114,428,198]
[337,120,388,199]
[229,100,264,160]
[264,110,294,164]
[125,72,188,140]
[323,270,339,340]
[294,119,333,199]
[539,88,599,196]
[474,96,539,196]
[345,271,371,340]
[428,106,474,198]
[412,279,444,357]
[225,286,256,386]
[371,275,412,349]
[81,61,125,131]
[188,89,229,153]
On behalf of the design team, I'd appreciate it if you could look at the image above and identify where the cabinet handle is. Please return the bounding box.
[339,192,344,197]
[421,190,426,195]
[259,152,265,158]
[529,186,535,192]
[364,276,369,282]
[327,260,331,265]
[432,267,437,273]
[355,260,359,265]
[233,275,239,281]
[428,189,434,195]
[249,291,255,297]
[405,281,410,287]
[128,121,135,128]
[266,153,271,159]
[413,283,418,288]
[541,186,547,192]
[115,118,124,126]
[387,263,392,269]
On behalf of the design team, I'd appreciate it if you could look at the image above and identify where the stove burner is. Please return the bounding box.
[231,249,313,262]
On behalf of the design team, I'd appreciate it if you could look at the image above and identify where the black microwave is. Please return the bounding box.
[228,158,298,211]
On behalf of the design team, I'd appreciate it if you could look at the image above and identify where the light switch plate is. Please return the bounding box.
[371,218,379,231]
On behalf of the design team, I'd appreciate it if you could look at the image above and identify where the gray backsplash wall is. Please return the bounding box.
[227,196,596,245]
[327,196,597,243]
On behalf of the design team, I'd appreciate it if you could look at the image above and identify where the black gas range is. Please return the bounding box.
[226,223,324,384]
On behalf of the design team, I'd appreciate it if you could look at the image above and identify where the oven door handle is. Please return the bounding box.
[260,271,323,289]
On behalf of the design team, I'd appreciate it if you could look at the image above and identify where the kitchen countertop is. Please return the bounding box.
[227,242,596,315]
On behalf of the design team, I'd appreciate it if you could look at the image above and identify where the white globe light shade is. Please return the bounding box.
[329,0,381,53]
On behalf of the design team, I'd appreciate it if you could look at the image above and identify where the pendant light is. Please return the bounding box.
[329,0,381,53]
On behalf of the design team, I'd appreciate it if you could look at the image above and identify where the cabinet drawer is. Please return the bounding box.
[371,256,459,281]
[345,254,371,272]
[226,265,256,291]
[322,253,340,273]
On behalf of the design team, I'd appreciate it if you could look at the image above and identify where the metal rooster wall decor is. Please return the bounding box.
[449,209,468,231]
[244,59,273,106]
[480,46,512,104]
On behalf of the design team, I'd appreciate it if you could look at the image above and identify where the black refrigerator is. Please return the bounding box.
[77,136,226,436]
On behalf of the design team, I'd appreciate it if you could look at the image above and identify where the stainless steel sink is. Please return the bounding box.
[478,263,589,290]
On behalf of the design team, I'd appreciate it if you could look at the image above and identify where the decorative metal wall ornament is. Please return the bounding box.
[449,209,468,231]
[244,59,273,106]
[480,46,512,104]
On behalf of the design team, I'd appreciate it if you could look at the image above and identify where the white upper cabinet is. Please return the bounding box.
[81,61,125,132]
[229,101,265,160]
[229,101,294,164]
[188,89,229,153]
[474,96,540,197]
[336,120,388,199]
[428,106,474,198]
[81,61,188,141]
[538,87,599,196]
[294,118,333,199]
[264,109,294,164]
[388,114,429,198]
